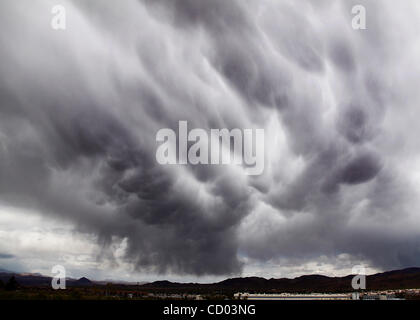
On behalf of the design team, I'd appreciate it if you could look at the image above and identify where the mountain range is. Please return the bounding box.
[1,267,420,292]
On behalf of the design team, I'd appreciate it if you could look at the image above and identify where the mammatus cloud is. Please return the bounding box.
[0,0,420,278]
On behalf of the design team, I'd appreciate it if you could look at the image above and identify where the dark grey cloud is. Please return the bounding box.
[0,0,420,278]
[339,152,381,185]
[338,106,371,144]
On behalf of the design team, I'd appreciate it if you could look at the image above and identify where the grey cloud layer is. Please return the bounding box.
[0,0,420,276]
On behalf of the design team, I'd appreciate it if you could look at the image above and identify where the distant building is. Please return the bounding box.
[361,293,400,300]
[234,293,355,300]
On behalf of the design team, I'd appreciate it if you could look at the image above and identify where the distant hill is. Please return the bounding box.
[73,277,92,286]
[1,267,419,292]
[140,267,420,293]
[0,273,93,287]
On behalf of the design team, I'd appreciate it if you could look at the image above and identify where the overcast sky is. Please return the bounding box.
[1,0,420,283]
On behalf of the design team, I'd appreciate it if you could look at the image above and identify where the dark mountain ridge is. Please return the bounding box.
[141,267,420,292]
[1,267,419,292]
[0,273,93,287]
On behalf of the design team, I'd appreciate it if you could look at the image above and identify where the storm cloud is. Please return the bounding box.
[0,0,420,278]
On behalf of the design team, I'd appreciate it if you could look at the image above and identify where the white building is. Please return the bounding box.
[234,292,356,300]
